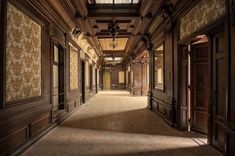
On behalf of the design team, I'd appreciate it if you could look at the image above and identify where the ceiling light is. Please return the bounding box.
[104,57,113,61]
[114,57,123,61]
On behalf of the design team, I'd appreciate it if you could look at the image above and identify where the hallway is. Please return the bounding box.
[21,91,222,156]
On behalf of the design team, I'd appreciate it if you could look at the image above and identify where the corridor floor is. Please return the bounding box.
[21,91,222,156]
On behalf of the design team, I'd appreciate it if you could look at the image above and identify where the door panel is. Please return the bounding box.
[80,61,85,103]
[212,31,226,152]
[191,42,209,134]
[180,47,189,129]
[103,72,111,90]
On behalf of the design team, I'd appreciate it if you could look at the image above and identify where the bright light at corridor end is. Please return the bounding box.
[89,0,139,4]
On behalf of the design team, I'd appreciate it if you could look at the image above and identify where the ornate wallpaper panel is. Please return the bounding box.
[180,0,226,39]
[70,48,78,90]
[6,3,42,102]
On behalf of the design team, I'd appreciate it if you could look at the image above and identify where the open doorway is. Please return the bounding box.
[190,37,209,135]
[181,31,226,152]
[181,35,209,143]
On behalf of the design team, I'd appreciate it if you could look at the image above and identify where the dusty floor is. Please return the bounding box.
[21,91,222,156]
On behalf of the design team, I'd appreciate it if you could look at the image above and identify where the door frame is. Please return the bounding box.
[50,38,66,121]
[178,25,226,153]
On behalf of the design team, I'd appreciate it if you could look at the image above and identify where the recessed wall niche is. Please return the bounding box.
[5,2,42,102]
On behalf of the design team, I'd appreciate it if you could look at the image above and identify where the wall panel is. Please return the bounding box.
[6,2,42,102]
[180,0,226,39]
[70,47,78,90]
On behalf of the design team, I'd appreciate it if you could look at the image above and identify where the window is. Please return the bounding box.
[53,45,65,115]
[154,44,164,90]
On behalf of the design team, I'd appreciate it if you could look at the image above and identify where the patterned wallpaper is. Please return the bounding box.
[6,2,42,102]
[70,47,79,90]
[180,0,226,39]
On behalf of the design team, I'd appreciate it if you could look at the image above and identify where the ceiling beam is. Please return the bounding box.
[71,0,88,17]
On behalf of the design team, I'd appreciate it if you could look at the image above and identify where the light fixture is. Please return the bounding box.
[108,20,120,49]
[71,27,81,38]
[104,57,113,61]
[109,38,118,49]
[114,57,122,61]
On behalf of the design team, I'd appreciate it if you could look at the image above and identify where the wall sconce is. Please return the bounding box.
[72,27,81,38]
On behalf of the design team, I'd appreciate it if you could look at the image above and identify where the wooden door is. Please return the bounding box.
[180,46,189,130]
[212,31,226,151]
[80,61,85,103]
[191,42,209,134]
[103,72,111,90]
[95,68,98,93]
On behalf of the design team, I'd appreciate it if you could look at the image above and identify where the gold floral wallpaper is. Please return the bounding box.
[85,61,90,87]
[70,47,78,90]
[6,2,42,102]
[180,0,226,39]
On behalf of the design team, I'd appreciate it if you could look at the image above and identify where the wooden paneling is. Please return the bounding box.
[227,133,235,156]
[191,42,209,134]
[30,114,50,137]
[130,57,149,96]
[228,5,235,155]
[132,63,142,95]
[152,90,174,125]
[0,126,28,155]
[212,31,226,152]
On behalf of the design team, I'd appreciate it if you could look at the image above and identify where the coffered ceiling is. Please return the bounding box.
[50,0,181,65]
[98,38,129,51]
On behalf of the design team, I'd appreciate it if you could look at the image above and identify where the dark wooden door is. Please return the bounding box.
[95,68,98,93]
[81,61,85,103]
[211,31,226,152]
[89,65,93,92]
[191,42,209,134]
[128,71,131,91]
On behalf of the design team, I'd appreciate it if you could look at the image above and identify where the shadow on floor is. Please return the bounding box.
[100,145,221,156]
[61,108,201,138]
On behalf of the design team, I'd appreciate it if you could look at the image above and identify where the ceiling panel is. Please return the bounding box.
[98,38,128,51]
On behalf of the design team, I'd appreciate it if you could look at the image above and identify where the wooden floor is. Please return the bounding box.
[21,91,222,156]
